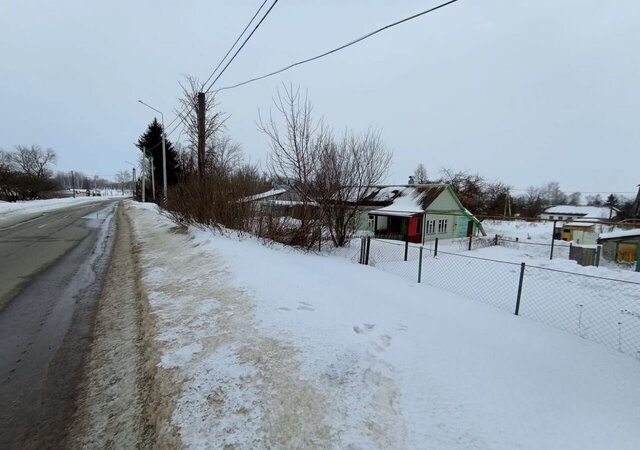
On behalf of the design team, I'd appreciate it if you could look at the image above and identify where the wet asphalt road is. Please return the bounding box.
[0,200,118,449]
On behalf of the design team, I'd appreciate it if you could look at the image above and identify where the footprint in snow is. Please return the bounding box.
[297,301,315,311]
[353,323,376,334]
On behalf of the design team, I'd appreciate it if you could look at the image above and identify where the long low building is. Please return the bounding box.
[540,205,618,222]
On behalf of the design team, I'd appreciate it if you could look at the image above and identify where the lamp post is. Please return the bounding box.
[143,149,156,201]
[138,99,168,199]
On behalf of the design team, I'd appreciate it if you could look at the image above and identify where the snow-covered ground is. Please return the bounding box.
[128,202,640,450]
[340,219,640,357]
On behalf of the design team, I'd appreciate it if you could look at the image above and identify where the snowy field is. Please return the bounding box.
[128,202,640,449]
[343,228,640,357]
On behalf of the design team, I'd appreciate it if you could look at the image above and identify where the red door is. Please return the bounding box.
[466,221,474,237]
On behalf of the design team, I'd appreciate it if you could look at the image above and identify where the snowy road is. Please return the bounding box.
[0,200,117,449]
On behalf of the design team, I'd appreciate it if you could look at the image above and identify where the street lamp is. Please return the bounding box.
[138,99,168,199]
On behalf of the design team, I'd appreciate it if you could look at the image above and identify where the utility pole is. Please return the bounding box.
[197,91,206,177]
[132,168,136,198]
[150,156,156,201]
[71,171,76,198]
[142,157,146,203]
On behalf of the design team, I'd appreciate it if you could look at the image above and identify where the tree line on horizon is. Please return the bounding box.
[410,164,637,220]
[0,145,133,201]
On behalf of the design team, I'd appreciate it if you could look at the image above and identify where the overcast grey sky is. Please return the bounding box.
[1,0,639,196]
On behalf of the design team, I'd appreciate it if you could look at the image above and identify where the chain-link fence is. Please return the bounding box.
[355,237,640,359]
[520,266,640,356]
[496,236,572,260]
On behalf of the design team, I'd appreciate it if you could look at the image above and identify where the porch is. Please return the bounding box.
[368,211,423,244]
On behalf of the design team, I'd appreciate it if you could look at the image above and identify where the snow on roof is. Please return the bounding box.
[598,229,640,240]
[564,222,595,228]
[543,205,617,219]
[242,188,287,202]
[368,186,446,216]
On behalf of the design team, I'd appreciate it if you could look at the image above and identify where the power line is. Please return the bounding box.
[164,0,272,132]
[204,0,279,93]
[203,0,272,90]
[214,0,461,93]
[164,0,279,136]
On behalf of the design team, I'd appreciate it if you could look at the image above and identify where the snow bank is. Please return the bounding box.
[128,203,640,450]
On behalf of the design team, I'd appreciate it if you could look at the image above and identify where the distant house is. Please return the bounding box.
[540,205,619,223]
[243,184,316,218]
[598,229,640,269]
[365,184,484,243]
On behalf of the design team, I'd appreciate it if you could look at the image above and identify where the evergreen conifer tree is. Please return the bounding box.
[135,119,181,194]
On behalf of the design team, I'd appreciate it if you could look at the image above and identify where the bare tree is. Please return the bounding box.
[115,170,131,194]
[314,127,391,246]
[259,84,320,187]
[258,84,322,248]
[175,75,227,175]
[259,84,392,248]
[11,145,56,178]
[207,134,243,176]
[541,181,566,206]
[413,163,428,184]
[567,191,581,206]
[0,146,59,200]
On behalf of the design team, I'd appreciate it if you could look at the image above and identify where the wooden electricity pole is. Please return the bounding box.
[197,91,206,177]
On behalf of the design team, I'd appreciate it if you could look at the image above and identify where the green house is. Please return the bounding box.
[362,184,484,243]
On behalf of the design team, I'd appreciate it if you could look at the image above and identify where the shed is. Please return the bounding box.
[597,229,640,269]
[561,222,597,245]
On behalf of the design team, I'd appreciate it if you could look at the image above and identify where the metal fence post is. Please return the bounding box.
[365,236,371,265]
[494,234,499,246]
[404,239,409,262]
[418,246,423,283]
[550,220,557,260]
[515,262,526,315]
[595,244,601,267]
[434,237,439,257]
[468,235,473,251]
[359,237,365,264]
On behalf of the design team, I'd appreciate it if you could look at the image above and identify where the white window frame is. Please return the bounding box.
[426,220,436,234]
[437,219,448,234]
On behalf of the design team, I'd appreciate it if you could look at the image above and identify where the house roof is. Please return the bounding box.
[598,229,640,241]
[368,186,445,216]
[242,188,287,202]
[543,205,618,219]
[564,222,595,228]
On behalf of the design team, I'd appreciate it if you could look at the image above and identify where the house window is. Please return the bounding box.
[549,216,554,220]
[558,216,563,220]
[437,219,448,234]
[368,216,375,230]
[426,220,436,234]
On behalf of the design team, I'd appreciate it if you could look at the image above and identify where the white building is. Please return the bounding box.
[539,205,618,223]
